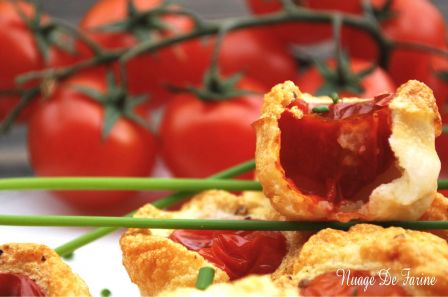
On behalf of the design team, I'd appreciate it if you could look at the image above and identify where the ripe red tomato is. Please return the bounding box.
[27,69,157,209]
[176,29,297,90]
[297,58,396,98]
[80,0,194,110]
[169,229,287,280]
[246,0,361,44]
[342,0,446,85]
[160,78,264,178]
[0,0,77,122]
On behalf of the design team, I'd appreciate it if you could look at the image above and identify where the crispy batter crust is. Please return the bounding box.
[291,224,448,296]
[120,190,305,296]
[254,80,441,220]
[159,275,298,297]
[420,192,448,240]
[0,243,90,296]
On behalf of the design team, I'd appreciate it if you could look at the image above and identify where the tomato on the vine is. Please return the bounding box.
[342,0,446,85]
[297,58,396,98]
[80,0,194,110]
[246,0,361,45]
[27,68,157,209]
[0,0,77,122]
[160,77,264,178]
[176,28,297,90]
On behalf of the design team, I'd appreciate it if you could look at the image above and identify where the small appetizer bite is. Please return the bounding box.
[0,243,90,296]
[120,190,306,296]
[159,275,297,297]
[255,80,441,221]
[291,224,448,296]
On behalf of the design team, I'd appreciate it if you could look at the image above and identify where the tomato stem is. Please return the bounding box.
[53,160,256,256]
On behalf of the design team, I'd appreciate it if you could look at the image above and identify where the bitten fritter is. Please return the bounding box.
[0,243,90,296]
[120,190,307,296]
[254,80,441,221]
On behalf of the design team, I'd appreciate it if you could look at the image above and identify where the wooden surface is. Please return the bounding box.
[1,0,447,177]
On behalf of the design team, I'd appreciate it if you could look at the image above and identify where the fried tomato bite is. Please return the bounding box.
[120,190,307,296]
[289,224,448,296]
[255,80,441,221]
[0,243,90,296]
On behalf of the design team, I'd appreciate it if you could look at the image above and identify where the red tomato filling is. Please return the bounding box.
[278,94,398,204]
[0,273,45,296]
[300,270,409,296]
[169,229,287,280]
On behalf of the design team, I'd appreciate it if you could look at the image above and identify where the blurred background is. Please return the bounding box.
[1,0,447,178]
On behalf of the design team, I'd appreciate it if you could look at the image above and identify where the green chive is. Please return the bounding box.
[2,216,448,231]
[196,267,215,290]
[62,252,74,260]
[312,106,330,113]
[101,288,111,297]
[330,92,339,104]
[54,160,256,256]
[0,177,261,192]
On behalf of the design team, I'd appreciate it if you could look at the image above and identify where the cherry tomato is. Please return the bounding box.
[297,58,396,98]
[246,0,361,45]
[342,0,446,85]
[160,78,264,178]
[0,0,77,122]
[176,29,297,90]
[80,0,194,110]
[27,69,157,209]
[300,270,409,296]
[279,95,394,203]
[0,273,44,297]
[169,229,287,280]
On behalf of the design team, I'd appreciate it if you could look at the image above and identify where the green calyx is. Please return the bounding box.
[362,0,397,23]
[92,0,172,42]
[169,69,259,102]
[74,71,148,139]
[435,70,448,81]
[14,2,76,63]
[315,51,376,97]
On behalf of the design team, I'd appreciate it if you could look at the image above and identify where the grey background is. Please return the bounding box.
[1,0,447,177]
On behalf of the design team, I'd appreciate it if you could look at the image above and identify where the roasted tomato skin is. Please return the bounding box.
[27,69,157,209]
[279,97,395,203]
[300,270,409,296]
[169,229,287,280]
[0,273,45,297]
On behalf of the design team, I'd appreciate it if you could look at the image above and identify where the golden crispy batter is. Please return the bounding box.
[159,275,298,297]
[254,80,441,221]
[0,243,90,296]
[120,190,306,296]
[420,192,448,240]
[291,224,448,296]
